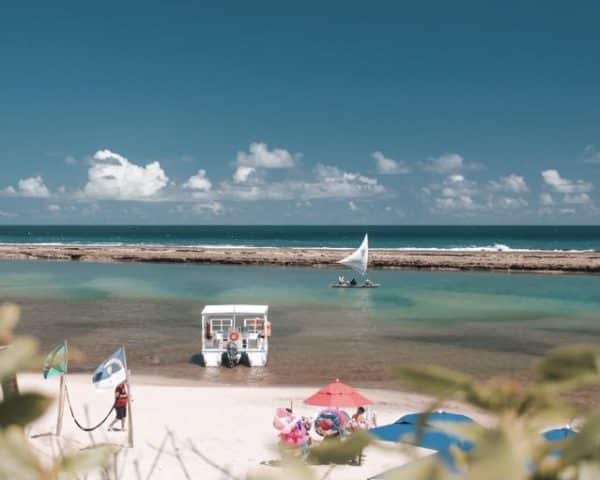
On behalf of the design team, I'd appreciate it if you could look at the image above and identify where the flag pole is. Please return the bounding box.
[55,340,67,436]
[123,346,134,448]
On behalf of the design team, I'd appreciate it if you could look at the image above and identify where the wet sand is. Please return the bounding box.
[14,296,600,390]
[0,244,599,273]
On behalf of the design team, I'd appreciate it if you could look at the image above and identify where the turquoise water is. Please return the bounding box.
[2,260,597,322]
[0,225,598,251]
[2,259,599,386]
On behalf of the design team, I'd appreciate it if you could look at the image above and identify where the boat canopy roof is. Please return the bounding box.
[201,305,269,316]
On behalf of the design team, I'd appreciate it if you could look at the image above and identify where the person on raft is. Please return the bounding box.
[108,382,129,431]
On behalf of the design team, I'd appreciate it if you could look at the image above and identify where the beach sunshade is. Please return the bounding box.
[43,341,67,379]
[369,411,474,469]
[304,379,372,407]
[542,426,577,459]
[396,410,474,426]
[542,426,577,442]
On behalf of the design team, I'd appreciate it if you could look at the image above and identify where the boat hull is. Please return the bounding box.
[201,350,268,367]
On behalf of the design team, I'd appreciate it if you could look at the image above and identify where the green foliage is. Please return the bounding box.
[0,303,114,480]
[0,393,53,429]
[307,430,371,465]
[392,343,600,480]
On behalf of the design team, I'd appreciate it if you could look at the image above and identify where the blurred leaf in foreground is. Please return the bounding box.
[0,393,53,429]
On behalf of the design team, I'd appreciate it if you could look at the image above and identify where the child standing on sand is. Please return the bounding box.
[108,382,128,431]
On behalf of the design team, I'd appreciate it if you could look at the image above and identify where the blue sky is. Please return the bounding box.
[0,1,598,224]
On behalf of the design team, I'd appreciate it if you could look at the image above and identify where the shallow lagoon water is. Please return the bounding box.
[2,260,599,387]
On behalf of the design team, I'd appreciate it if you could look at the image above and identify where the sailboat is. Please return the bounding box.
[331,234,380,288]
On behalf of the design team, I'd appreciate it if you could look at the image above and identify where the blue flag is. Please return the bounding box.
[92,347,127,390]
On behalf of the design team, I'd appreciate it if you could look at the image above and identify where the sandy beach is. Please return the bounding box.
[0,244,599,273]
[18,373,491,480]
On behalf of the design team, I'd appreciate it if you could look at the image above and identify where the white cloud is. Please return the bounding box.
[494,197,528,209]
[233,166,256,184]
[372,151,410,175]
[0,210,17,218]
[448,174,464,183]
[541,169,592,194]
[348,201,358,211]
[429,174,479,212]
[47,204,61,212]
[422,153,464,174]
[2,176,51,198]
[296,200,312,208]
[435,195,475,211]
[236,142,297,169]
[539,193,554,206]
[65,155,77,165]
[489,174,528,193]
[17,176,50,197]
[563,193,590,204]
[83,149,168,201]
[302,164,384,199]
[583,145,600,165]
[183,169,212,192]
[192,201,223,214]
[219,164,384,202]
[559,208,576,215]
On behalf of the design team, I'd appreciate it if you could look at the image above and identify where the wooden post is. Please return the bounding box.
[55,340,67,436]
[123,346,134,448]
[56,375,65,436]
[0,345,19,398]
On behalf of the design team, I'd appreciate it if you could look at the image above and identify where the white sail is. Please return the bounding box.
[338,234,369,276]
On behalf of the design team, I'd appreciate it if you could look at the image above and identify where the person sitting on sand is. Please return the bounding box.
[350,278,357,286]
[108,382,128,431]
[350,406,368,431]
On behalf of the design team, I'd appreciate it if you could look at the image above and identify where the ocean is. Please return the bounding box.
[4,257,599,387]
[0,225,598,251]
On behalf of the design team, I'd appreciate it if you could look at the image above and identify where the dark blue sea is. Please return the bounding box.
[0,225,597,251]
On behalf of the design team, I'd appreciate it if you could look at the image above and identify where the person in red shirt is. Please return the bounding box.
[108,382,128,431]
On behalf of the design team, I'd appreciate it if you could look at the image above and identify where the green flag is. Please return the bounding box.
[43,342,67,379]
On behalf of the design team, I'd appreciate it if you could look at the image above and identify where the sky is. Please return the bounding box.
[0,1,598,225]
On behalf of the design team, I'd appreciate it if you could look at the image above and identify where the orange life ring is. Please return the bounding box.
[229,331,240,342]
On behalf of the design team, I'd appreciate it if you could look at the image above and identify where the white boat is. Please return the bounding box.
[331,234,380,288]
[200,305,271,367]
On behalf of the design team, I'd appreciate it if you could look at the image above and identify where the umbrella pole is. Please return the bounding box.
[55,339,67,436]
[123,346,134,448]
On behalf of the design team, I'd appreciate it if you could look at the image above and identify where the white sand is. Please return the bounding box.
[19,373,485,480]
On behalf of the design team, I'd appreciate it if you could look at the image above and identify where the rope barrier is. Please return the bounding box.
[64,383,115,432]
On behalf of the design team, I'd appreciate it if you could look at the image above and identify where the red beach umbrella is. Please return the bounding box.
[304,379,372,408]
